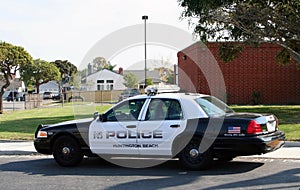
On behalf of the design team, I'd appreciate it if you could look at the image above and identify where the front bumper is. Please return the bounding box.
[34,138,52,154]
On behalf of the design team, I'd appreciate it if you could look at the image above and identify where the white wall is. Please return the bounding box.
[86,70,126,91]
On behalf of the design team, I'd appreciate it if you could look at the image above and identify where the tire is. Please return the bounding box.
[53,136,83,167]
[179,140,212,170]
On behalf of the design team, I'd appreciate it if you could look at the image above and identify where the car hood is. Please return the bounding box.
[47,118,94,128]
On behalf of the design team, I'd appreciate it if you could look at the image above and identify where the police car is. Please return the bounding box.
[34,89,285,170]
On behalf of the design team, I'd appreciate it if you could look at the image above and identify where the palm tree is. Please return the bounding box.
[106,61,117,71]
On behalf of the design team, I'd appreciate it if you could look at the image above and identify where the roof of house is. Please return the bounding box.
[40,81,59,90]
[123,70,161,83]
[84,69,162,84]
[0,78,23,91]
[86,69,123,79]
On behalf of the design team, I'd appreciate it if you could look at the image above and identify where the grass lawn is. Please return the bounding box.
[0,104,111,140]
[0,104,299,141]
[231,105,300,141]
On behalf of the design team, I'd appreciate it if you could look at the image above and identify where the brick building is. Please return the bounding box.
[177,42,300,105]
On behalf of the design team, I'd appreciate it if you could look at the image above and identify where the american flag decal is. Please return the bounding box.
[228,126,241,134]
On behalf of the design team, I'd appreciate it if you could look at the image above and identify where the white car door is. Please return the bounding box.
[89,98,146,155]
[137,98,187,156]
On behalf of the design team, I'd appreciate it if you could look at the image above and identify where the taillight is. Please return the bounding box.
[247,120,262,134]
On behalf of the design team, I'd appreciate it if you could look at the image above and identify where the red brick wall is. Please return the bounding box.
[178,43,300,105]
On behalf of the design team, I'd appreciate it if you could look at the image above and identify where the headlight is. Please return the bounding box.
[37,131,48,138]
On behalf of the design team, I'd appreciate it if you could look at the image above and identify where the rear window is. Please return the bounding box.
[195,96,234,116]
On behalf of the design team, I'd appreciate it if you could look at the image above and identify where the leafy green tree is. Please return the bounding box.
[105,61,116,71]
[123,73,138,88]
[52,60,77,83]
[0,42,33,114]
[21,59,61,94]
[145,78,153,86]
[179,0,300,64]
[167,73,174,84]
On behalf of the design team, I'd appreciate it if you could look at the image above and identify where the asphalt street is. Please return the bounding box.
[0,155,299,190]
[2,101,25,111]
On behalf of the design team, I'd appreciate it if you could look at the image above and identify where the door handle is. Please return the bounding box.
[170,124,180,128]
[126,125,136,128]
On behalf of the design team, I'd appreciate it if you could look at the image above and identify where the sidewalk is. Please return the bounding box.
[0,141,37,155]
[0,141,300,159]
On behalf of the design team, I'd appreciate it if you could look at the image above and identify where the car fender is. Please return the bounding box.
[171,118,202,157]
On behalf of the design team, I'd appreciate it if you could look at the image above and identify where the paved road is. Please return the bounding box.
[3,101,25,111]
[2,99,58,112]
[0,155,299,190]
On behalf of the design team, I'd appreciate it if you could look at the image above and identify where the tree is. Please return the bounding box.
[179,0,300,64]
[52,60,77,77]
[145,78,153,86]
[20,59,60,94]
[106,61,116,71]
[92,57,108,72]
[20,62,35,91]
[154,67,174,83]
[0,42,33,114]
[167,73,174,84]
[123,73,138,88]
[52,60,77,84]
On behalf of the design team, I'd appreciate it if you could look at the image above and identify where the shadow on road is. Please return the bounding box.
[2,157,299,189]
[0,157,268,189]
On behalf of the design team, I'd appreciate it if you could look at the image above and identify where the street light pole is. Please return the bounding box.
[142,15,148,88]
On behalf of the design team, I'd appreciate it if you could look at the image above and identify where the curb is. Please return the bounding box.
[0,151,39,156]
[0,141,299,158]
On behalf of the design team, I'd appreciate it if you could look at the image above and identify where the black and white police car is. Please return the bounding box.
[34,89,285,170]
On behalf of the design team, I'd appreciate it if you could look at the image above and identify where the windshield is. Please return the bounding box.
[195,96,234,116]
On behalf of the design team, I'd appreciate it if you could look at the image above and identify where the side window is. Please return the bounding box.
[146,99,168,121]
[106,99,145,122]
[166,100,183,120]
[145,99,183,121]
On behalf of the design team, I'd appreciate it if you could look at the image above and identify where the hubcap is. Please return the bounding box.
[189,148,199,158]
[62,147,71,155]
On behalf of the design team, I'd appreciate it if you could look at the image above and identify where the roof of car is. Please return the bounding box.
[127,92,210,100]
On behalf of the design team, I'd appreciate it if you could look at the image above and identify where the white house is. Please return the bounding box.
[0,78,25,92]
[84,69,125,91]
[39,81,59,94]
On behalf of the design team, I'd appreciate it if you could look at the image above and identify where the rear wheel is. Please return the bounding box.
[53,136,83,167]
[179,140,212,170]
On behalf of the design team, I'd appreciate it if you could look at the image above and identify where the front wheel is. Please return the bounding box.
[179,140,212,170]
[53,136,83,167]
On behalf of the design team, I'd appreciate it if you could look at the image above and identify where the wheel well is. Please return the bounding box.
[50,133,81,153]
[172,135,203,157]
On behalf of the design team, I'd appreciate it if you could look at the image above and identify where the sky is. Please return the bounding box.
[0,0,196,70]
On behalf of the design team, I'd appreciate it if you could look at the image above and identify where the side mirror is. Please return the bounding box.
[99,114,107,122]
[93,112,99,120]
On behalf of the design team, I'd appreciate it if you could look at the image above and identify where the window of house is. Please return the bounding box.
[97,85,104,90]
[105,84,114,90]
